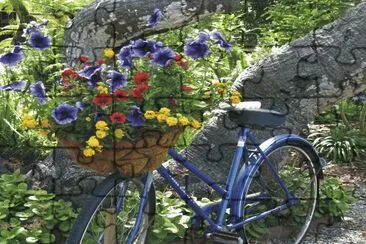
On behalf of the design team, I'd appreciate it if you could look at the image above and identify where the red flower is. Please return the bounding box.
[137,84,149,92]
[181,85,193,91]
[96,59,105,65]
[133,72,149,85]
[177,60,188,69]
[110,112,126,124]
[93,94,112,107]
[113,89,128,101]
[130,88,143,100]
[175,53,183,61]
[61,68,80,79]
[79,55,88,63]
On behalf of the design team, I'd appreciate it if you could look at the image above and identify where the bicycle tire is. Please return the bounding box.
[67,172,156,244]
[240,140,319,244]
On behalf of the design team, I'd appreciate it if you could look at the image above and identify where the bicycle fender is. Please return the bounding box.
[230,134,324,222]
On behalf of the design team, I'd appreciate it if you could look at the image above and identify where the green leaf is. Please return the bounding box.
[26,237,38,243]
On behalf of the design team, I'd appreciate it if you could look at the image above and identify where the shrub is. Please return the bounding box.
[316,177,355,218]
[0,170,77,243]
[308,127,360,163]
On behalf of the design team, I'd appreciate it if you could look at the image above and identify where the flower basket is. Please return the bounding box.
[58,127,184,176]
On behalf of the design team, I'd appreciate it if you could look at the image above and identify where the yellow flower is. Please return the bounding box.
[40,119,51,128]
[87,136,100,148]
[97,85,108,94]
[96,130,108,139]
[213,81,225,88]
[232,91,241,97]
[144,111,156,120]
[159,107,170,115]
[191,119,201,129]
[22,114,33,121]
[104,48,115,58]
[114,129,125,139]
[21,119,37,129]
[95,121,109,131]
[83,148,95,157]
[179,116,189,126]
[217,87,226,95]
[157,114,167,123]
[166,117,178,127]
[85,117,91,122]
[230,95,241,104]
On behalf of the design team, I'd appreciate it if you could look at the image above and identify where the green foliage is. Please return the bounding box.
[0,0,93,49]
[148,191,192,243]
[315,177,355,218]
[0,48,61,164]
[146,191,213,243]
[308,127,360,163]
[0,170,77,243]
[261,0,361,46]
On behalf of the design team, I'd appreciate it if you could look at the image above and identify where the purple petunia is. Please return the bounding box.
[127,106,145,126]
[132,39,158,57]
[184,40,209,59]
[23,20,48,36]
[152,47,175,66]
[148,8,162,28]
[198,32,210,43]
[78,65,102,80]
[106,70,127,92]
[87,72,103,89]
[210,31,232,51]
[0,45,24,67]
[29,31,51,50]
[51,103,78,125]
[117,46,133,68]
[30,81,47,105]
[0,80,27,91]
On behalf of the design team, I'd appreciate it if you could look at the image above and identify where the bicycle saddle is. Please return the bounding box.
[219,102,286,128]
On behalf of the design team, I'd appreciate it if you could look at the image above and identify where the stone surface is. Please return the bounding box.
[63,0,239,65]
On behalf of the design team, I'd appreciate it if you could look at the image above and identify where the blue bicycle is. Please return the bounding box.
[67,103,324,244]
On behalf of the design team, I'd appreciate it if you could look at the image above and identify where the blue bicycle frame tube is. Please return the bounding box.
[216,127,248,225]
[246,131,294,199]
[157,166,222,231]
[127,173,154,244]
[227,201,298,230]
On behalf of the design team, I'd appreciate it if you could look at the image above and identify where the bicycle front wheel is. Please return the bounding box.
[241,141,319,244]
[67,173,156,244]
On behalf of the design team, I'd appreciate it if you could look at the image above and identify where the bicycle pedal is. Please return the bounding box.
[205,231,244,244]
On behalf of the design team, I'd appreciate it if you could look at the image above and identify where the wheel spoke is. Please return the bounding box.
[241,145,318,244]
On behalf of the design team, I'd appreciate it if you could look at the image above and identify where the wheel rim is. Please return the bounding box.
[79,179,152,244]
[242,145,318,244]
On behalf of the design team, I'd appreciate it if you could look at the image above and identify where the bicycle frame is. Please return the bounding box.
[126,127,310,242]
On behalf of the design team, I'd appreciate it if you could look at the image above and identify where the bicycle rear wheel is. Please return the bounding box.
[67,173,155,244]
[241,141,319,244]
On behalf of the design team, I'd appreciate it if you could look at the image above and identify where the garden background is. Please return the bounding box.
[0,0,365,243]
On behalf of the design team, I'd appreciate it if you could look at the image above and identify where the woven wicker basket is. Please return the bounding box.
[58,127,183,176]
